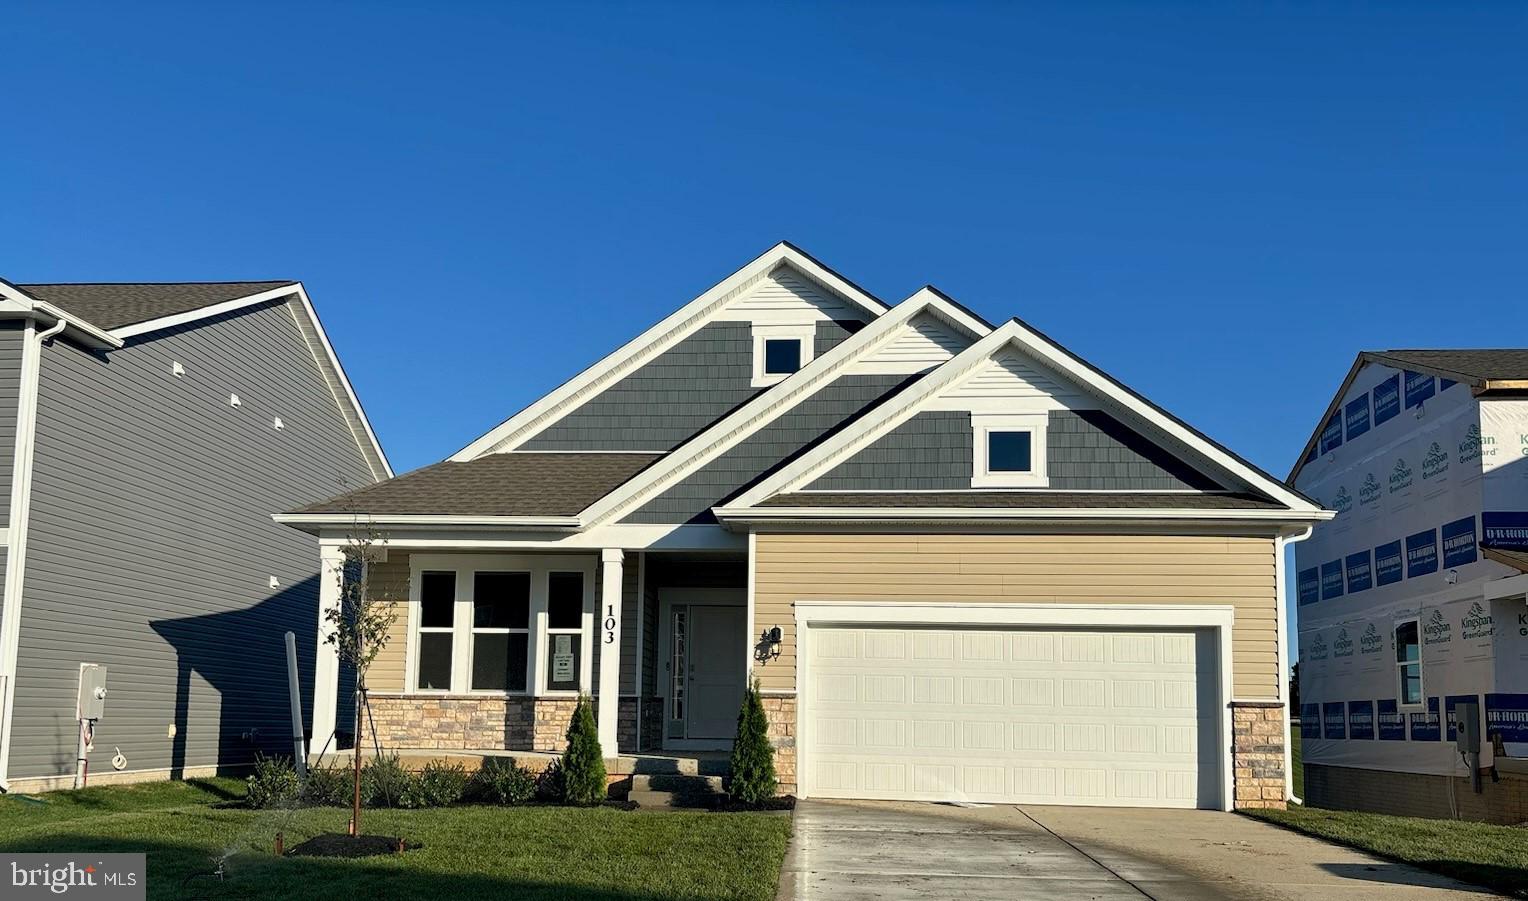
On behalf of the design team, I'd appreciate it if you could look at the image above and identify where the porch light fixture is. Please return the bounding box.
[754,626,783,663]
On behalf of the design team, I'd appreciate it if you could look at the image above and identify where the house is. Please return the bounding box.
[1290,350,1528,822]
[281,243,1329,811]
[0,278,389,793]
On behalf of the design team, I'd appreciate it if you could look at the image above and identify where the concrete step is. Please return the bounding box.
[630,773,724,794]
[627,788,719,810]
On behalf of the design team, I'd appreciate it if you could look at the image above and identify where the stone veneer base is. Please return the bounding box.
[368,695,649,754]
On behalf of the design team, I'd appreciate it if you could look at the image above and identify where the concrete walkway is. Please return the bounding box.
[778,800,1506,901]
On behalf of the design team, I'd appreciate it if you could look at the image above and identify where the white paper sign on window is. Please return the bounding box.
[552,634,575,682]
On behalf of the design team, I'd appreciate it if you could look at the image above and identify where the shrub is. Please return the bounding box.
[727,681,778,805]
[301,763,351,807]
[470,757,537,805]
[416,761,471,807]
[560,696,606,805]
[247,754,300,809]
[535,758,565,802]
[362,754,420,808]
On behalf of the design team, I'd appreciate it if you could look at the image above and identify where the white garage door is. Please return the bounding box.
[803,626,1221,808]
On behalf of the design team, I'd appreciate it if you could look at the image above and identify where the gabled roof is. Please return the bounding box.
[1287,348,1528,483]
[720,315,1328,523]
[451,241,893,461]
[283,452,661,526]
[15,281,298,330]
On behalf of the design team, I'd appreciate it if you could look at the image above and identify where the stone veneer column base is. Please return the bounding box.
[1232,701,1288,810]
[760,693,797,796]
[368,695,580,753]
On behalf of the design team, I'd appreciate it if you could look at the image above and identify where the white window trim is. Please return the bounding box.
[411,569,459,695]
[406,554,596,697]
[972,412,1049,488]
[1394,615,1423,710]
[751,323,817,387]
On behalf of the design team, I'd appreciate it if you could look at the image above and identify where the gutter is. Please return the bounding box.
[1276,525,1314,805]
[713,506,1336,528]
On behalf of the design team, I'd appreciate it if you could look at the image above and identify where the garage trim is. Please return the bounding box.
[793,602,1236,811]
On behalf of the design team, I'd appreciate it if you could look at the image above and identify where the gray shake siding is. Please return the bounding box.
[521,321,856,452]
[9,297,375,780]
[623,374,914,523]
[805,409,1224,492]
[0,322,26,525]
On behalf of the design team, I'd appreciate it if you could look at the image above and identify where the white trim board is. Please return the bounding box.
[0,322,43,788]
[451,243,892,461]
[791,602,1237,812]
[726,319,1330,518]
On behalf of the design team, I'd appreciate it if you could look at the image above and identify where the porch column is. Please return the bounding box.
[598,548,624,753]
[311,544,346,755]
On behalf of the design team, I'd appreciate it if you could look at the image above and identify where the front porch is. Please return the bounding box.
[314,547,760,765]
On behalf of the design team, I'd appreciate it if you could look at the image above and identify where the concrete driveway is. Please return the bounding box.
[779,800,1506,901]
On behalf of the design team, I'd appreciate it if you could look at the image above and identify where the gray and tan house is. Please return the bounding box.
[0,278,389,792]
[282,243,1330,810]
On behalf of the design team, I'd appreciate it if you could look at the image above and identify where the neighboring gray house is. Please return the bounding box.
[0,278,389,792]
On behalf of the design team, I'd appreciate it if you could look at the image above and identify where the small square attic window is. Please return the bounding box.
[972,412,1048,488]
[751,323,817,387]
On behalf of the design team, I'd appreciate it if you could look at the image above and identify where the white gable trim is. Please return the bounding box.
[450,243,891,461]
[574,289,992,527]
[727,317,1328,515]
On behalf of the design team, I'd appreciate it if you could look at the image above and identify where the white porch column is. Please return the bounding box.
[598,549,624,754]
[311,544,346,755]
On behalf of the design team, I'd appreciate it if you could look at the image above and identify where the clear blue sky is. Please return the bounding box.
[5,2,1524,481]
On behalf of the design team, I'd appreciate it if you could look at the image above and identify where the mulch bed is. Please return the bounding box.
[710,796,795,813]
[286,833,416,858]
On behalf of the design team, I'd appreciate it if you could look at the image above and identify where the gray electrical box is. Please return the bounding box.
[77,664,108,721]
[1454,698,1481,754]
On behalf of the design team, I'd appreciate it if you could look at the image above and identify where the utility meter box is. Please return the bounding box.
[1454,698,1481,755]
[77,664,107,721]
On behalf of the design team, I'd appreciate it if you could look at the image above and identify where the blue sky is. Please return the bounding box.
[5,3,1524,479]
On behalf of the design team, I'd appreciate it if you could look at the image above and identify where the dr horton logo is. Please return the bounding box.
[6,854,143,899]
[1389,457,1413,493]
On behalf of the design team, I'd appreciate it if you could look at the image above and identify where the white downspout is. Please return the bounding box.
[1277,525,1314,805]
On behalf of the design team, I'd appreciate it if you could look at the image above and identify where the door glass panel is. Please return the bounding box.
[671,608,686,721]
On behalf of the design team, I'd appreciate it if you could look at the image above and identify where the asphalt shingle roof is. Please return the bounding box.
[292,452,664,517]
[1366,350,1528,384]
[756,491,1283,510]
[16,281,297,330]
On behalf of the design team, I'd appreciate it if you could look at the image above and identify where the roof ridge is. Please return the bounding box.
[16,279,296,287]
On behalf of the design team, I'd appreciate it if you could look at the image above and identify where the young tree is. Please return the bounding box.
[324,522,400,835]
[560,696,606,805]
[728,680,778,804]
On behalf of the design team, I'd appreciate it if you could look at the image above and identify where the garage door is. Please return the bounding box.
[803,626,1220,808]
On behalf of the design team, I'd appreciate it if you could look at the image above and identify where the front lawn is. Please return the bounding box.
[0,779,791,901]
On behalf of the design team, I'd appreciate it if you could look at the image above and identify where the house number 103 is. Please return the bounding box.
[604,605,617,644]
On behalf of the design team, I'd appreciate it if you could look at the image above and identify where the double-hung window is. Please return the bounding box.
[471,572,530,692]
[1395,618,1422,706]
[544,572,585,692]
[416,571,456,691]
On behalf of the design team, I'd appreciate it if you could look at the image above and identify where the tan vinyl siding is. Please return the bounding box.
[752,532,1280,698]
[367,553,412,693]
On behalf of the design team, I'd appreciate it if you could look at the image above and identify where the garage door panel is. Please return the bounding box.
[806,626,1220,808]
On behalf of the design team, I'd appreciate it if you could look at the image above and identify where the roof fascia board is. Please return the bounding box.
[449,243,892,462]
[731,317,1324,513]
[107,284,301,339]
[273,512,581,531]
[0,279,124,350]
[574,287,993,526]
[713,505,1333,524]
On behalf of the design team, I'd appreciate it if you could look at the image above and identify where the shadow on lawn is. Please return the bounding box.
[1320,861,1523,896]
[0,832,703,901]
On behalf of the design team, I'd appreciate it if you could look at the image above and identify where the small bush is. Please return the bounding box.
[247,755,300,809]
[362,754,420,808]
[470,757,537,805]
[560,696,606,806]
[416,761,471,806]
[301,764,351,807]
[728,681,778,805]
[535,758,565,802]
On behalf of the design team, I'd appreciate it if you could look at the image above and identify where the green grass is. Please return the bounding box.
[1290,728,1303,798]
[0,779,791,901]
[1251,721,1527,898]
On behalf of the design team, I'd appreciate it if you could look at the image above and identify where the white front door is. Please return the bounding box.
[804,626,1220,808]
[685,605,747,739]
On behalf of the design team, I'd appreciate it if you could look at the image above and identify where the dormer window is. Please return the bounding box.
[751,323,817,387]
[972,412,1048,488]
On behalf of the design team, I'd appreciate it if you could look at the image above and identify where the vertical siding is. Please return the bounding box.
[10,298,377,780]
[0,321,26,525]
[751,533,1279,699]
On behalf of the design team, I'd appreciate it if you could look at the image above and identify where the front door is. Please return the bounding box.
[684,605,747,739]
